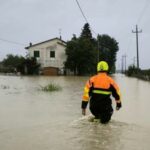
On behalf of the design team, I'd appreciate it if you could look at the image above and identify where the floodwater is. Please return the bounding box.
[0,74,150,150]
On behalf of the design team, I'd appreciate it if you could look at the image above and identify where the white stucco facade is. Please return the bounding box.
[25,38,66,70]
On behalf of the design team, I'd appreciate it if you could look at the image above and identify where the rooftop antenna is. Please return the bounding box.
[59,28,62,40]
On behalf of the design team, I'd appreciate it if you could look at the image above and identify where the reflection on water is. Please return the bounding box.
[0,74,150,150]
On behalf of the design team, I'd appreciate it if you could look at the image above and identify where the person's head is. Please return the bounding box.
[97,61,109,72]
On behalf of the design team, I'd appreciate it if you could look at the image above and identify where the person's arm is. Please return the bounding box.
[109,79,122,110]
[81,80,91,115]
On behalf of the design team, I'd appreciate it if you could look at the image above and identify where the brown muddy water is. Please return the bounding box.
[0,74,150,150]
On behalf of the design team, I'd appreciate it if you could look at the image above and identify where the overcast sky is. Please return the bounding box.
[0,0,150,69]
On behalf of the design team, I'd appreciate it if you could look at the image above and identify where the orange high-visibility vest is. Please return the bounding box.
[82,73,121,103]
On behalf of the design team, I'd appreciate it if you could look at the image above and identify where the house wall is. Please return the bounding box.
[28,39,66,70]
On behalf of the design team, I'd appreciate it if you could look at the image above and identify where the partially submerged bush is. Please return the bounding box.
[126,65,150,81]
[126,65,140,76]
[40,83,62,92]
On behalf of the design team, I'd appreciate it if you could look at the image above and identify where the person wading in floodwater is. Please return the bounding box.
[81,61,122,124]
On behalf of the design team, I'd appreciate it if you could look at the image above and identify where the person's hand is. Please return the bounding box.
[116,102,122,110]
[82,109,86,115]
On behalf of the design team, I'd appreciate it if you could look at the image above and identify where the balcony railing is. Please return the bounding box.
[37,59,63,68]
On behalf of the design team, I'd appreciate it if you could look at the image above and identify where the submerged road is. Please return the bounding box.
[0,74,150,150]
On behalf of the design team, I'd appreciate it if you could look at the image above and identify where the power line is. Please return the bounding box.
[75,0,99,62]
[75,0,97,36]
[137,0,150,24]
[0,38,25,46]
[75,0,88,23]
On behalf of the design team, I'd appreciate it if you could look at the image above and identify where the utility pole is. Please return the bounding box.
[123,54,127,73]
[132,25,142,69]
[121,56,124,73]
[133,56,136,66]
[121,55,127,74]
[97,36,100,63]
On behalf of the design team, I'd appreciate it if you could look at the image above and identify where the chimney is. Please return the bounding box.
[29,42,32,47]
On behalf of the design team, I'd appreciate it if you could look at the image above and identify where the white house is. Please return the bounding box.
[25,37,67,75]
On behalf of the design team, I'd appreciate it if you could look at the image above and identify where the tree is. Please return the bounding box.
[65,23,119,75]
[76,38,97,75]
[2,54,40,75]
[65,24,97,75]
[80,23,93,40]
[23,57,40,75]
[2,54,25,73]
[97,34,119,72]
[65,35,79,75]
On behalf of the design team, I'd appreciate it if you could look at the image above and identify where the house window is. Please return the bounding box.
[50,51,55,58]
[34,51,40,57]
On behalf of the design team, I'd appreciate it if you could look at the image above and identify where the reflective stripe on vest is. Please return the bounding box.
[92,90,112,95]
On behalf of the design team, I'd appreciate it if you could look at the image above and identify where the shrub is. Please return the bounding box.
[40,83,62,92]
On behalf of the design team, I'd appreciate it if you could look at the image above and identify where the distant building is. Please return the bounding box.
[25,37,67,75]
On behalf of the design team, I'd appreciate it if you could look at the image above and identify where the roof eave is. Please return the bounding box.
[25,37,66,49]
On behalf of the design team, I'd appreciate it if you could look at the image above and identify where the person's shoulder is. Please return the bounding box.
[106,74,114,82]
[89,74,97,81]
